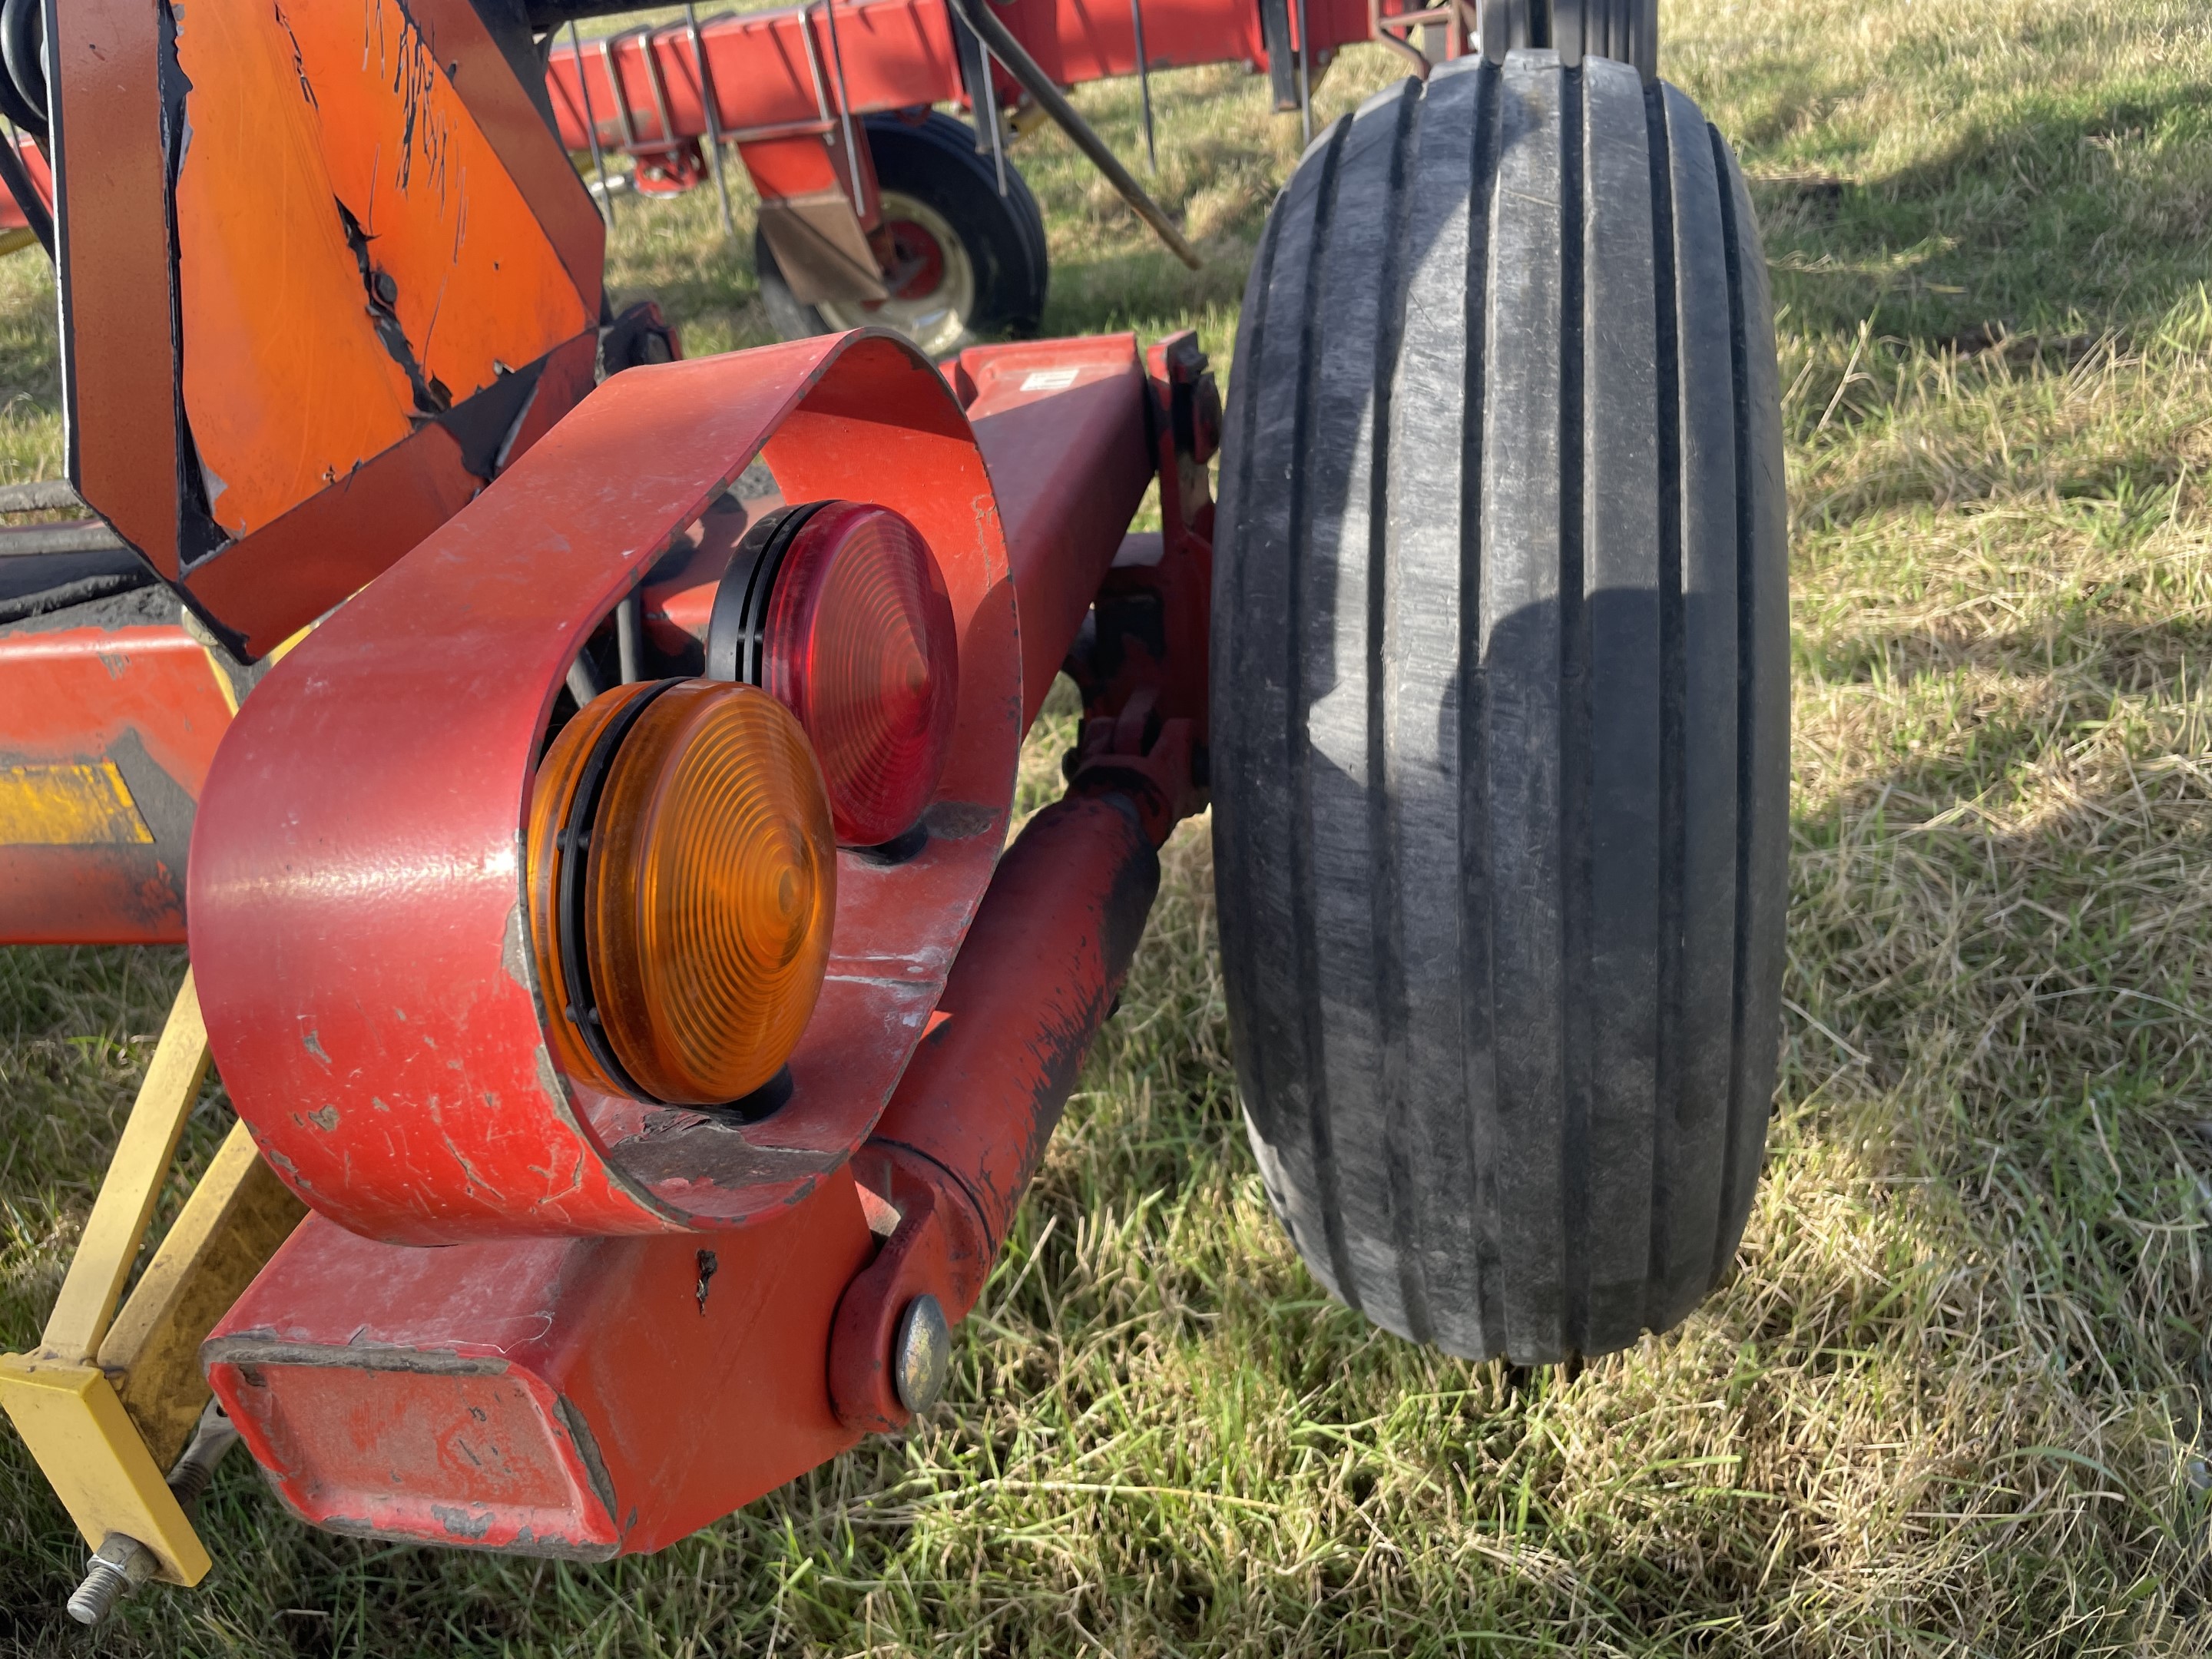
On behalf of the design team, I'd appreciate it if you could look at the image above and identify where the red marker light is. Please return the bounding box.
[710,500,959,848]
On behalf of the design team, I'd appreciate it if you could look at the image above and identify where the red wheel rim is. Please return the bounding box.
[872,218,948,306]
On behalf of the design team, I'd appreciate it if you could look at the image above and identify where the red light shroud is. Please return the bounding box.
[760,501,959,848]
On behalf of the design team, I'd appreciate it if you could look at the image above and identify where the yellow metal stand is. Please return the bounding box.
[100,1121,305,1469]
[0,971,305,1587]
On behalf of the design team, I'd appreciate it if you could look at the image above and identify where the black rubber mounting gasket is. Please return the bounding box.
[698,1064,795,1124]
[554,677,682,1105]
[704,500,834,686]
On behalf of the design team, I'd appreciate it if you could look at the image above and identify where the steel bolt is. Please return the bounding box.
[892,1293,950,1416]
[67,1533,154,1626]
[167,1396,240,1509]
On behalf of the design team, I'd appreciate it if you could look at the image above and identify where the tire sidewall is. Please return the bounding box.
[752,113,1048,349]
[861,112,1047,340]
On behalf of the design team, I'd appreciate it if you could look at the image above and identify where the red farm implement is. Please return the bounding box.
[528,0,1651,353]
[0,0,1783,1628]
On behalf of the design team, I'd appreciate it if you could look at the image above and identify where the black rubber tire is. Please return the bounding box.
[1482,0,1657,81]
[755,111,1048,353]
[1211,51,1788,1366]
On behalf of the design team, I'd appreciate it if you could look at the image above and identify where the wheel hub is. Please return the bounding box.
[819,190,976,359]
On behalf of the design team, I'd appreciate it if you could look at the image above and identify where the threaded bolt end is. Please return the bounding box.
[66,1557,129,1626]
[168,1461,214,1508]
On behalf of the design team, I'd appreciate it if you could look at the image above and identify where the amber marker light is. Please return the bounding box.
[707,500,958,848]
[528,677,836,1106]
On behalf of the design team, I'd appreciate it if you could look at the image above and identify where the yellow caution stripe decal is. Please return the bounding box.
[0,761,155,846]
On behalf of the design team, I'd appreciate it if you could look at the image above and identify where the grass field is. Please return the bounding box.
[9,0,2212,1651]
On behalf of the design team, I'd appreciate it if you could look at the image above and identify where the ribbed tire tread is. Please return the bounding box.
[1211,50,1787,1365]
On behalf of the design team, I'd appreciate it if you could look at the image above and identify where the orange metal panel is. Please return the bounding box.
[173,0,594,545]
[180,420,482,661]
[171,4,418,541]
[407,0,604,321]
[282,3,593,424]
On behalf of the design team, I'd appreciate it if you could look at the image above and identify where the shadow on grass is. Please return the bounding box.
[1757,76,2212,346]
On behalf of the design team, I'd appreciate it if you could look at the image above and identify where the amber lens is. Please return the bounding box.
[525,680,662,1097]
[586,680,836,1104]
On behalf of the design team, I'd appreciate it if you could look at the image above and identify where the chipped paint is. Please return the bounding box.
[432,1504,493,1540]
[192,330,1026,1240]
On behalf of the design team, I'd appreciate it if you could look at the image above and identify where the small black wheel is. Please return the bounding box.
[1481,0,1657,81]
[1212,52,1787,1365]
[756,111,1047,358]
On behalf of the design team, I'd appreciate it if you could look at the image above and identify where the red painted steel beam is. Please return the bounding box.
[0,619,236,944]
[953,336,1155,728]
[545,5,962,161]
[539,0,1377,164]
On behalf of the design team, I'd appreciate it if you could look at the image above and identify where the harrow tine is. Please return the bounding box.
[684,5,738,237]
[568,20,616,224]
[1131,0,1157,172]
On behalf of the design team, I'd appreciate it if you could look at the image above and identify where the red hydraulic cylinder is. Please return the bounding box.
[875,794,1160,1250]
[828,794,1160,1429]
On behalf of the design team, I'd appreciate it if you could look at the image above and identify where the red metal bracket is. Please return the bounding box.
[207,790,1165,1552]
[0,615,234,943]
[199,332,1196,1556]
[190,331,1023,1243]
[1061,330,1219,843]
[828,1148,987,1432]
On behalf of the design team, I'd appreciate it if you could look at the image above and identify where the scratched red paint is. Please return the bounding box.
[190,333,1159,1245]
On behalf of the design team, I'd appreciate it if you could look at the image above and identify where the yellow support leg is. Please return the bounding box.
[0,970,232,1585]
[101,1121,306,1469]
[38,973,211,1361]
[0,1357,210,1584]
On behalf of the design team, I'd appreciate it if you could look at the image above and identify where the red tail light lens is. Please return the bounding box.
[711,500,959,848]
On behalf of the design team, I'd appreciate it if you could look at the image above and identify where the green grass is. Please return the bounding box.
[11,0,2212,1649]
